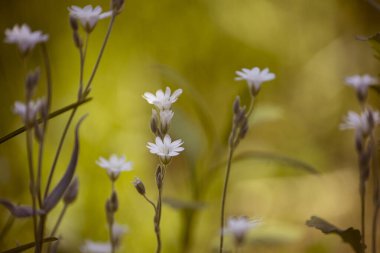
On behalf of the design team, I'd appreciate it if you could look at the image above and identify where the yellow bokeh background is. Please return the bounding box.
[1,0,380,252]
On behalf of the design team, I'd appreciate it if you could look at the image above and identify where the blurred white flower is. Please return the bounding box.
[13,99,43,123]
[235,67,275,93]
[147,134,184,163]
[340,110,380,137]
[112,223,128,243]
[4,24,48,54]
[143,87,182,110]
[345,74,377,90]
[68,5,112,33]
[80,240,111,253]
[96,154,132,181]
[223,216,261,245]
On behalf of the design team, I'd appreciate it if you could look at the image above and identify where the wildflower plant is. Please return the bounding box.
[307,34,380,253]
[134,86,184,253]
[0,0,124,252]
[219,67,275,253]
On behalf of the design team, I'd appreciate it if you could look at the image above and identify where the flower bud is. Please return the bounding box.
[155,165,164,189]
[63,177,79,205]
[69,16,79,31]
[112,0,125,14]
[106,191,118,213]
[25,68,40,99]
[73,32,83,48]
[151,109,159,135]
[133,177,146,195]
[233,96,240,115]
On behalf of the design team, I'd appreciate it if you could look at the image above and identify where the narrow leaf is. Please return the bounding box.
[2,237,57,253]
[306,216,363,253]
[43,115,87,212]
[0,199,44,218]
[234,151,318,174]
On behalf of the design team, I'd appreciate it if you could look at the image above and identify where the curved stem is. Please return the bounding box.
[50,204,68,237]
[83,15,116,96]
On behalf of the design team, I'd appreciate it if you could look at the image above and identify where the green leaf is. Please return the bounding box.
[2,237,57,253]
[43,115,87,212]
[306,216,364,253]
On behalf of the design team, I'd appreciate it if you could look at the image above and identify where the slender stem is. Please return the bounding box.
[78,34,88,99]
[372,205,379,253]
[0,214,15,246]
[219,145,235,253]
[143,195,157,210]
[155,187,162,253]
[26,126,39,252]
[83,14,116,95]
[360,182,366,249]
[50,204,68,237]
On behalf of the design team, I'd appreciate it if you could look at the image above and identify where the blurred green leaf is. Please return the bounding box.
[163,197,206,210]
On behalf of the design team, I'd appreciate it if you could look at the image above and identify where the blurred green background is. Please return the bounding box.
[1,0,380,252]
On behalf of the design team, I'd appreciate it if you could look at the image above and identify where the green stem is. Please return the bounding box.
[219,145,235,253]
[372,205,379,253]
[83,15,116,96]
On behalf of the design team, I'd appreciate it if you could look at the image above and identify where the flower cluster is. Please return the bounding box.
[143,87,184,164]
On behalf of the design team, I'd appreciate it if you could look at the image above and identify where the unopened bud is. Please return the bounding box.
[73,32,83,48]
[151,109,159,135]
[39,98,49,121]
[234,106,246,125]
[63,177,79,205]
[112,0,125,14]
[25,68,40,99]
[106,191,119,214]
[155,165,164,189]
[133,177,146,195]
[239,118,249,139]
[233,96,240,115]
[69,16,79,31]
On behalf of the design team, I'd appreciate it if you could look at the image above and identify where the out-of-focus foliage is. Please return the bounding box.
[1,0,380,252]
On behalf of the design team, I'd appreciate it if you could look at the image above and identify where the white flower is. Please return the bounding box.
[112,223,128,242]
[96,154,132,181]
[80,241,111,253]
[80,224,127,253]
[147,134,184,163]
[223,216,261,245]
[13,99,43,123]
[4,24,48,54]
[340,110,380,137]
[68,5,112,33]
[345,74,378,90]
[143,87,183,110]
[235,67,275,93]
